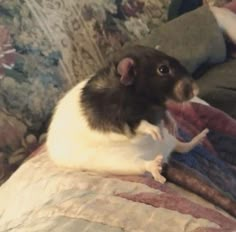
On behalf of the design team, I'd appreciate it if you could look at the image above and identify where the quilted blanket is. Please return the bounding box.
[0,146,235,232]
[0,100,236,232]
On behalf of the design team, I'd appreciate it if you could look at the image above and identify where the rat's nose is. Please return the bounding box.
[174,78,198,101]
[192,82,199,96]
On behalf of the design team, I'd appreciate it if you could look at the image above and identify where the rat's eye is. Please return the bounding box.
[157,65,170,75]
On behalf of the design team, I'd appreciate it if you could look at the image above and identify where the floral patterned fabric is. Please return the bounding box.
[0,0,234,185]
[0,0,171,184]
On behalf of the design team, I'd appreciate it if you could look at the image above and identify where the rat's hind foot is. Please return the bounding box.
[136,120,162,140]
[190,128,209,146]
[175,128,209,153]
[145,154,166,184]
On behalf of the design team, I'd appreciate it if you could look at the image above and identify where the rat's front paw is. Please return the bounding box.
[164,111,178,136]
[136,120,162,140]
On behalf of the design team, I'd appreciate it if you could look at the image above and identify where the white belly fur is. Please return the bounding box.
[46,80,177,175]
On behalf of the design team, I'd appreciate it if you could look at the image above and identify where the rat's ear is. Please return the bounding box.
[117,57,136,86]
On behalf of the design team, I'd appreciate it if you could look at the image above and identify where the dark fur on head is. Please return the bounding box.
[81,45,198,135]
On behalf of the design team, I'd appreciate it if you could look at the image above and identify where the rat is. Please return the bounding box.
[46,45,208,183]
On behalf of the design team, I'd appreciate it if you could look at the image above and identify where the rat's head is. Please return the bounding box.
[114,45,198,103]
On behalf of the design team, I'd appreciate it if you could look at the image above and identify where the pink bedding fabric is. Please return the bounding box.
[165,101,236,217]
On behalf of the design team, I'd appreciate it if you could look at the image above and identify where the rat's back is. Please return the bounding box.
[46,79,176,174]
[46,79,94,167]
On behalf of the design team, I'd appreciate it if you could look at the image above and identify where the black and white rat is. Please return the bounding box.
[46,45,208,183]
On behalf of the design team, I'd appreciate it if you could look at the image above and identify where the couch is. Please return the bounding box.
[0,1,235,231]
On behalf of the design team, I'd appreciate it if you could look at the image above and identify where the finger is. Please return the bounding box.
[155,155,163,164]
[155,174,166,184]
[156,130,163,140]
[151,128,162,141]
[151,131,159,141]
[202,128,209,136]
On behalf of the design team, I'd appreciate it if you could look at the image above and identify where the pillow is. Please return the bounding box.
[197,58,236,118]
[138,6,226,74]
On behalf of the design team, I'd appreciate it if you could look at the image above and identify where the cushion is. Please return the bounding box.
[197,58,236,118]
[139,6,226,74]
